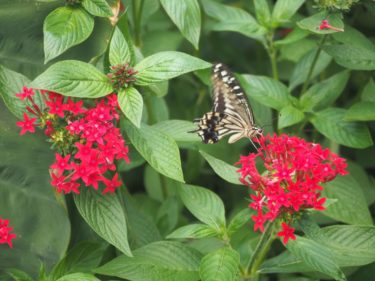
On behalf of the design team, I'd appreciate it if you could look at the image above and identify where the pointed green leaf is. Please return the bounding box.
[274,27,309,46]
[167,224,218,239]
[44,7,94,63]
[227,209,251,235]
[49,242,105,280]
[272,0,305,24]
[332,26,375,52]
[361,78,375,102]
[109,27,131,65]
[0,65,30,119]
[241,74,291,110]
[201,0,265,39]
[56,273,100,281]
[134,51,211,86]
[345,102,375,121]
[123,121,184,182]
[95,241,202,281]
[118,88,143,128]
[298,12,344,34]
[301,71,350,111]
[73,187,132,257]
[310,108,373,148]
[323,44,375,70]
[31,60,112,98]
[152,120,200,142]
[6,269,33,281]
[285,236,346,281]
[254,0,271,26]
[160,0,201,49]
[179,184,226,230]
[289,48,332,90]
[199,247,240,281]
[82,0,113,17]
[199,151,241,185]
[322,175,372,225]
[278,105,305,129]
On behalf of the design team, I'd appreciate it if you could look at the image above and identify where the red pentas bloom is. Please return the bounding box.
[0,217,16,248]
[319,19,344,32]
[236,134,347,244]
[15,88,130,195]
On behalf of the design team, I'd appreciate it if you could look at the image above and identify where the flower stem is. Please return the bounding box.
[266,32,279,81]
[132,0,144,47]
[243,221,275,280]
[300,35,328,96]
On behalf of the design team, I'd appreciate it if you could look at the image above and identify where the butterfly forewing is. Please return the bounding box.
[191,63,262,144]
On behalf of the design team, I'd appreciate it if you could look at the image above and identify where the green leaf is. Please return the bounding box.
[56,273,100,281]
[179,184,226,230]
[134,51,211,86]
[109,26,131,66]
[118,87,143,128]
[31,60,112,98]
[199,247,240,281]
[323,44,375,70]
[254,0,271,26]
[345,102,375,121]
[278,105,305,129]
[274,28,309,46]
[73,187,132,257]
[241,74,291,110]
[332,26,375,52]
[160,0,201,49]
[321,175,372,225]
[361,78,375,102]
[272,0,305,24]
[43,7,94,63]
[201,0,265,40]
[300,70,350,111]
[321,225,375,267]
[123,120,184,182]
[167,224,218,239]
[0,65,30,119]
[310,108,373,148]
[285,236,346,281]
[49,242,105,280]
[152,120,200,143]
[227,209,251,236]
[289,48,332,90]
[298,12,344,34]
[82,0,113,17]
[95,241,202,281]
[6,269,33,281]
[199,151,241,185]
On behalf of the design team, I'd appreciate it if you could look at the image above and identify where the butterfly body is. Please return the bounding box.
[192,63,262,144]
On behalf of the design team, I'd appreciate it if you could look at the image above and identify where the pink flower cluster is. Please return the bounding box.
[0,217,16,248]
[16,87,129,194]
[237,134,347,243]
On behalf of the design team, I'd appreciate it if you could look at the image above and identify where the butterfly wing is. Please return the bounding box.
[191,63,259,144]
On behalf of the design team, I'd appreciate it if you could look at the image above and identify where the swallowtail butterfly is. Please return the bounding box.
[191,63,263,144]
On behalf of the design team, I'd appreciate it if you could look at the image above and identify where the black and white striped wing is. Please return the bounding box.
[211,63,255,127]
[191,63,259,144]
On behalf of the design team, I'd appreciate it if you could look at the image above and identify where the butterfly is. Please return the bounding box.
[191,63,263,144]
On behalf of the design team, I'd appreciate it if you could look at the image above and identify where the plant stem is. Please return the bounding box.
[243,221,275,280]
[266,32,279,81]
[133,0,144,47]
[300,35,328,96]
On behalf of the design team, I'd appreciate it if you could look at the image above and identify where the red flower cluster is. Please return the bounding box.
[237,134,347,243]
[0,217,16,248]
[16,87,130,194]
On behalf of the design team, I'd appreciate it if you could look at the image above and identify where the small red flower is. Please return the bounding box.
[102,173,122,194]
[15,86,35,101]
[16,113,37,135]
[319,19,344,32]
[277,222,296,244]
[0,217,16,248]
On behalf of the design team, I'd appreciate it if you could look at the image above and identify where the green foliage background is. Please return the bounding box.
[0,0,375,280]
